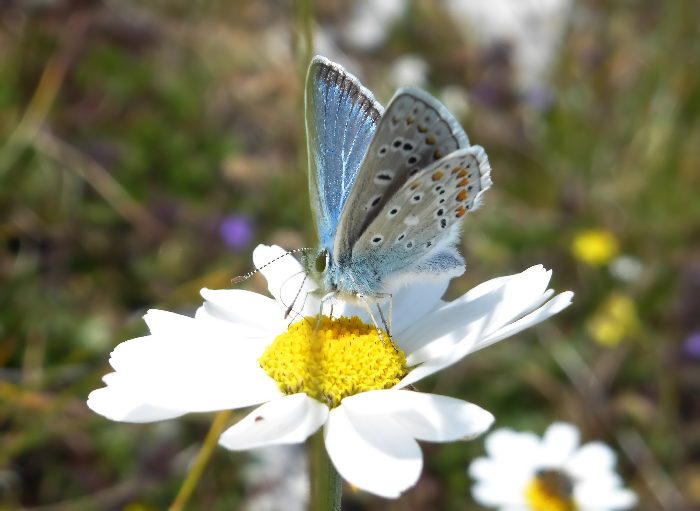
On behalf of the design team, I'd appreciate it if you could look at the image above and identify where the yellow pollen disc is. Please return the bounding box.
[258,315,407,408]
[524,471,577,511]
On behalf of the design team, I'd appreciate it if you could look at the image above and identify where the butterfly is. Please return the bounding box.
[303,55,492,311]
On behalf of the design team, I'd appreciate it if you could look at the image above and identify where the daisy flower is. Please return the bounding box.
[469,422,638,511]
[88,244,572,498]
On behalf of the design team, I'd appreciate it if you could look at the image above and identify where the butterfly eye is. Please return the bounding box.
[315,251,328,273]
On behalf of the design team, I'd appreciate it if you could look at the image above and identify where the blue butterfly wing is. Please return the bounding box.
[333,87,471,259]
[305,56,383,252]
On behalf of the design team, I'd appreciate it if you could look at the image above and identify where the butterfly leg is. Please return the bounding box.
[287,289,312,329]
[357,294,399,352]
[358,295,385,344]
[375,302,391,337]
[372,293,393,334]
[375,296,399,353]
[388,296,393,334]
[309,292,332,335]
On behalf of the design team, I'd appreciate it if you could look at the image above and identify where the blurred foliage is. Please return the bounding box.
[1,0,699,509]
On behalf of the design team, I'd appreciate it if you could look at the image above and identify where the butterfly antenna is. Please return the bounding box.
[231,247,313,284]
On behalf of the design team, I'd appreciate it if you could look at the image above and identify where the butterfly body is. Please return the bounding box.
[305,247,380,301]
[304,56,492,303]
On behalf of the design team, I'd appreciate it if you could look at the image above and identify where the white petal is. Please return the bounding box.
[106,325,281,412]
[468,457,500,482]
[110,331,252,376]
[254,244,320,317]
[486,428,542,464]
[87,373,184,423]
[404,266,559,365]
[582,470,624,490]
[343,390,494,442]
[528,288,556,312]
[121,310,268,370]
[400,273,515,358]
[481,265,553,327]
[566,441,617,479]
[219,394,328,450]
[468,456,532,486]
[471,482,526,507]
[197,288,286,337]
[399,290,573,387]
[469,457,536,494]
[397,349,457,388]
[326,299,370,323]
[324,405,422,498]
[575,484,638,509]
[392,279,450,336]
[143,309,198,334]
[538,422,580,467]
[472,291,574,352]
[468,430,542,507]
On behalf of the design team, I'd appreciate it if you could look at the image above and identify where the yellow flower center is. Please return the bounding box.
[525,469,577,511]
[258,315,407,408]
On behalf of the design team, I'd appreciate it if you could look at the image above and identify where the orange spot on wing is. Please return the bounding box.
[457,178,470,187]
[456,190,468,202]
[456,168,468,178]
[417,124,428,133]
[425,134,437,145]
[431,170,444,181]
[455,206,466,218]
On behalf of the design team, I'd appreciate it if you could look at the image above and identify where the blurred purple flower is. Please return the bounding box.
[526,86,555,112]
[683,332,700,360]
[219,214,254,250]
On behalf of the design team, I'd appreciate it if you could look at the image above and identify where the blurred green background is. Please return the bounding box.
[1,0,699,509]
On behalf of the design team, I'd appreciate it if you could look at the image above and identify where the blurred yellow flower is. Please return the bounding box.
[571,229,620,266]
[587,293,640,346]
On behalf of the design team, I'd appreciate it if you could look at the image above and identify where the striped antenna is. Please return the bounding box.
[231,247,313,284]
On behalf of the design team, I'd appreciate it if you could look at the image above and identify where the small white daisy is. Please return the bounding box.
[88,244,572,498]
[469,422,638,511]
[443,0,573,93]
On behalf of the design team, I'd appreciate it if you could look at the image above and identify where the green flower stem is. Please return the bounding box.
[308,430,342,511]
[169,410,233,511]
